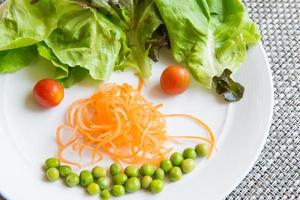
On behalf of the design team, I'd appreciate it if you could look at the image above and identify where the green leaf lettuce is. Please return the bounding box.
[44,3,128,81]
[155,0,261,88]
[91,0,164,78]
[0,45,37,73]
[37,41,89,88]
[0,0,260,95]
[0,0,64,50]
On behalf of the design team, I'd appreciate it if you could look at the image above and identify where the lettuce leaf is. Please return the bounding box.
[37,42,68,79]
[91,0,163,78]
[37,42,88,88]
[155,0,261,88]
[146,24,170,62]
[44,3,128,81]
[0,0,61,50]
[57,67,89,88]
[0,45,37,73]
[212,69,244,102]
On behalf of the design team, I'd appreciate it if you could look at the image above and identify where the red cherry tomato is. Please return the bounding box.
[33,79,64,108]
[160,65,190,95]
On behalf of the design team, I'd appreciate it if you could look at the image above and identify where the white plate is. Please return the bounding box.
[0,43,273,200]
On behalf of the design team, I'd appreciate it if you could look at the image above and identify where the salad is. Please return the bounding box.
[0,0,260,101]
[0,0,261,199]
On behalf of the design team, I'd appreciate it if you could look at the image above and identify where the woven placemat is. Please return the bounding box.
[227,0,300,199]
[0,0,299,199]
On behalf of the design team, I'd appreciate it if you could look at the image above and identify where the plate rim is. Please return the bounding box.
[220,42,274,199]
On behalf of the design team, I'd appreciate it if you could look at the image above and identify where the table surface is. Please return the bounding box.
[0,0,299,199]
[227,0,300,199]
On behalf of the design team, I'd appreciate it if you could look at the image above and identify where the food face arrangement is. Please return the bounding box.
[0,0,261,199]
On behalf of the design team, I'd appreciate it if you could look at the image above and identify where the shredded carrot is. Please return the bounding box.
[137,78,143,93]
[163,114,216,157]
[56,81,215,168]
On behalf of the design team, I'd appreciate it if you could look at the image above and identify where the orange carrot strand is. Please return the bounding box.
[55,83,216,168]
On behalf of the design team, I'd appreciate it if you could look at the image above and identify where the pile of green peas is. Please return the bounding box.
[44,143,209,199]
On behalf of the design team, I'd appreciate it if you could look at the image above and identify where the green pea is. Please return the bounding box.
[124,177,141,193]
[153,168,165,180]
[195,144,209,157]
[86,183,100,195]
[96,177,110,190]
[113,173,128,185]
[80,170,94,187]
[100,189,111,200]
[140,164,156,176]
[92,166,107,179]
[111,185,125,197]
[46,167,59,182]
[150,179,164,193]
[183,148,197,159]
[45,158,60,169]
[181,158,196,173]
[141,175,152,189]
[160,159,173,173]
[110,163,122,176]
[57,165,71,177]
[125,166,139,177]
[170,152,184,166]
[65,172,80,187]
[168,167,182,182]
